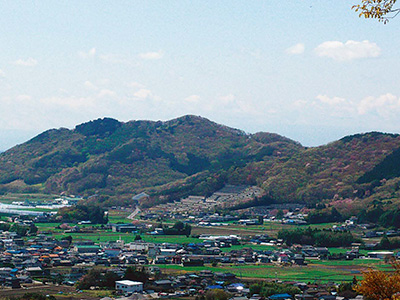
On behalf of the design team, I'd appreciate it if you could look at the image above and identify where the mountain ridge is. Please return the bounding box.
[0,115,399,211]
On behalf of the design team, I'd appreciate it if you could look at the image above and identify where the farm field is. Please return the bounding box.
[191,222,346,238]
[0,193,57,204]
[191,225,266,236]
[0,283,113,300]
[107,209,133,224]
[52,231,202,244]
[310,259,390,269]
[225,221,336,232]
[154,258,388,282]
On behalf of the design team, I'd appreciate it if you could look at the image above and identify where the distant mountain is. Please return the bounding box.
[0,116,399,210]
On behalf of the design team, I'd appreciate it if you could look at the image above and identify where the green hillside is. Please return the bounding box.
[0,116,399,211]
[261,132,400,205]
[0,115,300,205]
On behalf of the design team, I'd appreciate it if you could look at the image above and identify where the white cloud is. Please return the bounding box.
[84,80,110,91]
[40,96,95,109]
[0,69,5,77]
[138,50,164,60]
[315,40,381,61]
[13,58,38,67]
[184,95,201,103]
[316,95,347,105]
[78,48,96,59]
[358,93,400,115]
[217,94,235,105]
[134,89,153,99]
[286,43,305,55]
[84,81,98,90]
[233,99,264,116]
[98,89,116,98]
[99,53,129,65]
[293,99,308,107]
[292,92,400,127]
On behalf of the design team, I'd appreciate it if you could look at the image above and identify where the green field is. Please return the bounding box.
[238,221,338,232]
[142,235,200,244]
[153,262,373,282]
[191,221,340,238]
[153,257,391,283]
[309,258,389,269]
[0,193,57,204]
[107,209,132,224]
[52,231,201,244]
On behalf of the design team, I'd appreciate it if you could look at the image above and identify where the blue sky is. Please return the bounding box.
[0,1,400,150]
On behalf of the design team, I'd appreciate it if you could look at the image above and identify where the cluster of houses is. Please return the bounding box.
[1,218,396,300]
[0,190,394,300]
[146,185,264,217]
[0,225,368,289]
[0,220,396,285]
[140,202,310,228]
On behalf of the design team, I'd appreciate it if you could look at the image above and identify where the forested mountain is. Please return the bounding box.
[0,115,399,210]
[261,132,400,205]
[0,116,300,205]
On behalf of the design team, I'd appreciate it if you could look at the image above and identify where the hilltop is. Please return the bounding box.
[0,116,400,212]
[0,115,300,205]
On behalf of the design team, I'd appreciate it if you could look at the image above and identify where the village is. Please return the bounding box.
[0,188,397,300]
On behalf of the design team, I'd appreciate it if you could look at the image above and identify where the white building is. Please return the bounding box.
[115,280,143,294]
[367,251,394,259]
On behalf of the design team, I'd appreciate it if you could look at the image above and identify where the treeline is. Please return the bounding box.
[307,207,343,224]
[77,266,149,290]
[57,204,108,224]
[358,207,400,229]
[163,221,192,236]
[278,227,359,247]
[75,117,122,138]
[376,236,400,250]
[250,282,301,297]
[0,222,37,236]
